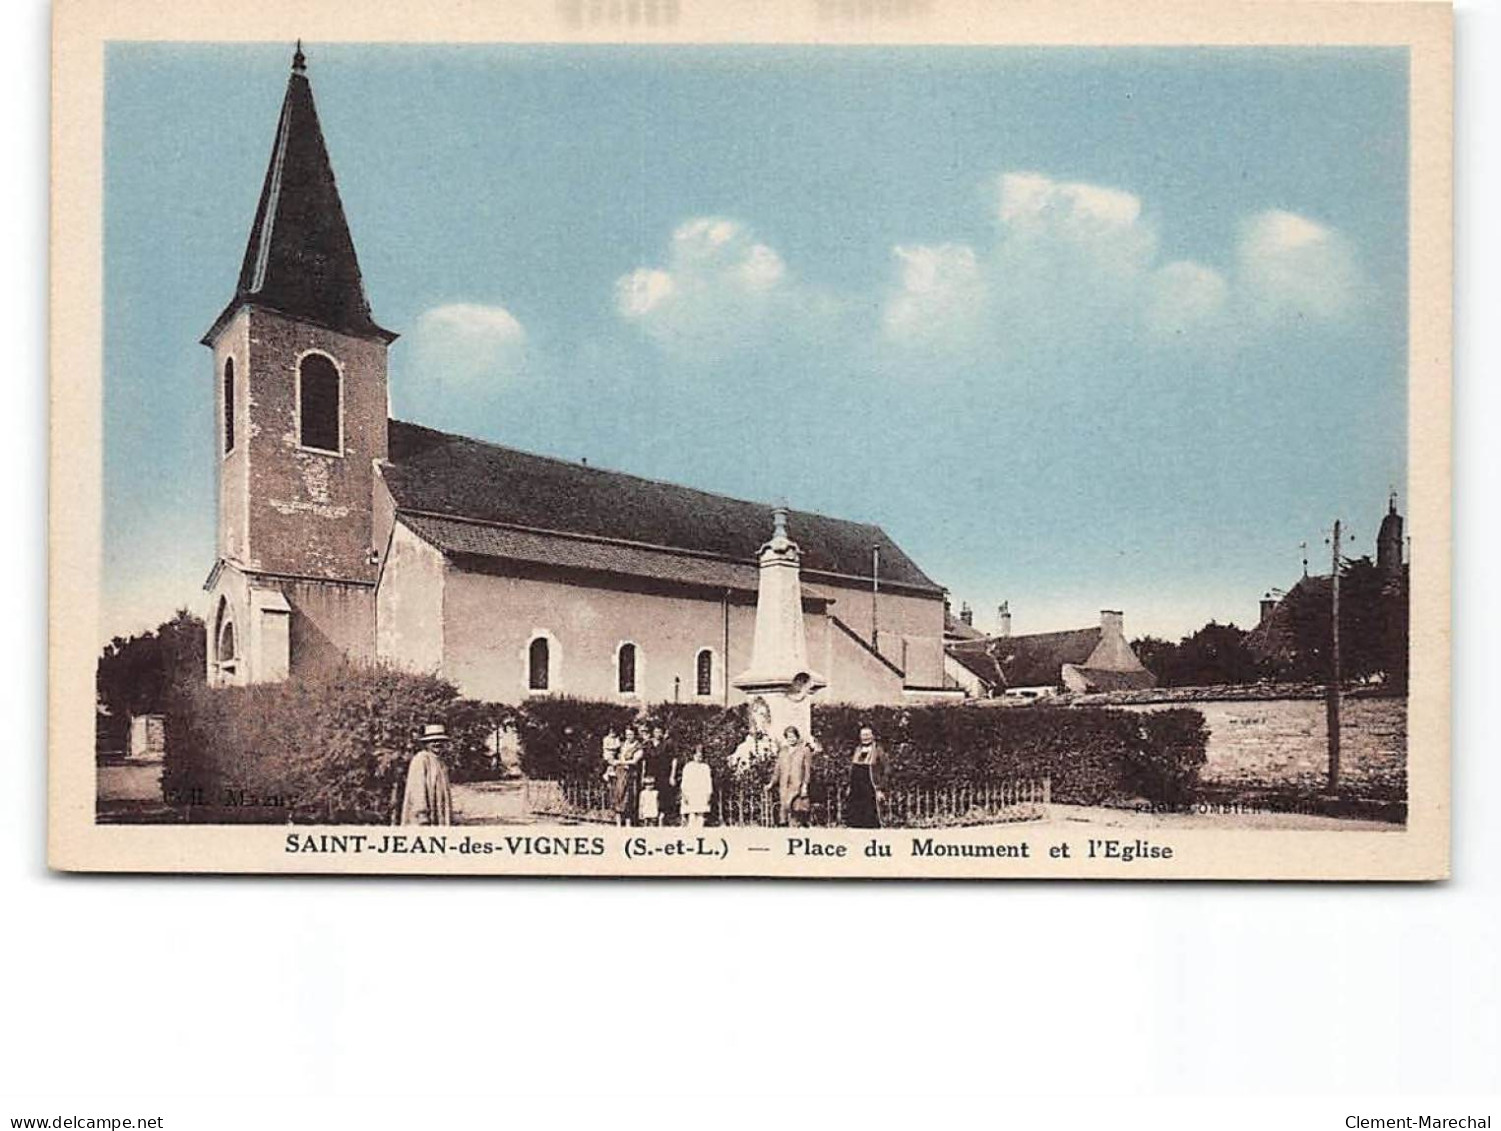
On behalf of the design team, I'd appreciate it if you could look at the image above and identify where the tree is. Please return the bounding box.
[1133,623,1265,688]
[1270,556,1407,686]
[96,610,206,753]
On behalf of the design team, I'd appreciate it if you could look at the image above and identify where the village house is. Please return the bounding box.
[944,607,1156,700]
[201,48,948,707]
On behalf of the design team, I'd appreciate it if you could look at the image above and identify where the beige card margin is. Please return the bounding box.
[48,0,1453,879]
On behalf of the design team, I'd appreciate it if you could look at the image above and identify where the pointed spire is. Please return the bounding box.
[203,48,394,345]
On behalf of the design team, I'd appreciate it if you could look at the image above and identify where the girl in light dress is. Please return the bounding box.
[679,745,714,829]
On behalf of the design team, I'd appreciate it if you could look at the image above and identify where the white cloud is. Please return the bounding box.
[876,173,1359,358]
[1236,209,1361,321]
[615,268,675,317]
[622,183,1364,375]
[410,302,528,390]
[614,217,800,357]
[1147,260,1230,339]
[883,242,987,346]
[994,172,1156,278]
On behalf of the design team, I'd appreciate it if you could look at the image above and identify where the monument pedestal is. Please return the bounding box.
[733,508,826,740]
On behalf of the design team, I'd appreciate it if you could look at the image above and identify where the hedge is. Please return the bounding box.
[161,662,494,823]
[161,663,1207,823]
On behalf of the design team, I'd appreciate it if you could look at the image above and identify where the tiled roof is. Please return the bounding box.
[956,627,1105,690]
[401,513,778,594]
[944,610,986,641]
[1067,666,1157,693]
[204,55,393,345]
[946,642,1004,689]
[383,421,943,594]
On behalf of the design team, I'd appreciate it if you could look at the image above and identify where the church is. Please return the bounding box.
[202,48,949,708]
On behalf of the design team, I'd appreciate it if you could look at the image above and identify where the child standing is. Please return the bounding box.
[679,745,714,829]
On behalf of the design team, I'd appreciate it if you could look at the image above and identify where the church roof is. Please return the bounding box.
[203,47,394,345]
[382,420,943,595]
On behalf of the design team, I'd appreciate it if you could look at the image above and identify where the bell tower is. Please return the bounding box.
[202,45,396,685]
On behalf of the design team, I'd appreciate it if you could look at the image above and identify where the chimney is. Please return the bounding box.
[1100,609,1124,638]
[1259,595,1277,627]
[998,601,1011,638]
[959,602,973,627]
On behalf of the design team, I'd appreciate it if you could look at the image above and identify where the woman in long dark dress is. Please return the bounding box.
[845,725,887,828]
[610,725,644,826]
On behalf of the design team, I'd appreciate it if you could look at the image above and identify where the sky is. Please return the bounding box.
[103,42,1408,644]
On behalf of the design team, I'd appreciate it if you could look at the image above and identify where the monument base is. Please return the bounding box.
[734,681,823,745]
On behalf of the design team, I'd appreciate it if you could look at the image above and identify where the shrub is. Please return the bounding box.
[513,697,640,782]
[162,662,489,823]
[162,668,1208,823]
[808,702,1207,806]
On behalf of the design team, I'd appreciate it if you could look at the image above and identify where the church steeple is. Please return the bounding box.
[202,44,394,345]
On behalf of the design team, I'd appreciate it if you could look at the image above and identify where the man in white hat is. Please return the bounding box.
[400,723,454,826]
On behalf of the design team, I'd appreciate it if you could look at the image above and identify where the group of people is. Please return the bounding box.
[603,720,891,830]
[601,723,715,828]
[393,716,893,830]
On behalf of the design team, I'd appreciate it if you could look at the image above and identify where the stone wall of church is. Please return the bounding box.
[283,578,377,676]
[213,311,251,564]
[235,308,388,584]
[807,578,947,690]
[375,522,446,675]
[432,567,941,709]
[440,569,755,706]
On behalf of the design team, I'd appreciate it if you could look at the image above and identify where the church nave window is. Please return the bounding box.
[297,352,342,453]
[617,642,638,695]
[528,635,550,692]
[695,648,713,697]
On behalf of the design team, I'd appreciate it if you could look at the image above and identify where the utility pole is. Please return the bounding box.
[871,544,881,651]
[1326,519,1342,794]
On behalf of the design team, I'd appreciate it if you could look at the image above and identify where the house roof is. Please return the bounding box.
[1066,666,1157,693]
[382,420,943,595]
[994,627,1102,688]
[946,642,1004,689]
[950,627,1106,690]
[944,610,986,641]
[203,49,393,345]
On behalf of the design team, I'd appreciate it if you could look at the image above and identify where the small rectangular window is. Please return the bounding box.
[222,358,236,453]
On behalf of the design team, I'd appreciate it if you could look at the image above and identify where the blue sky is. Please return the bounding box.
[103,43,1408,643]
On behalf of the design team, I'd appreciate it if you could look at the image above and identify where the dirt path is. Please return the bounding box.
[452,779,532,825]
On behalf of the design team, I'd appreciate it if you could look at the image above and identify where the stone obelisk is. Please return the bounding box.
[733,507,827,741]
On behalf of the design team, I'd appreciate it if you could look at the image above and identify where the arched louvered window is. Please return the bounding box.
[528,636,550,692]
[617,643,637,695]
[298,353,341,453]
[222,357,236,453]
[695,649,713,697]
[214,597,238,684]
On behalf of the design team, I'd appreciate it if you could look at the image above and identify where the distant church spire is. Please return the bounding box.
[202,43,394,345]
[1378,490,1404,575]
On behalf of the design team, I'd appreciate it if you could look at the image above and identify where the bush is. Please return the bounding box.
[162,662,490,823]
[162,667,1208,823]
[808,702,1207,807]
